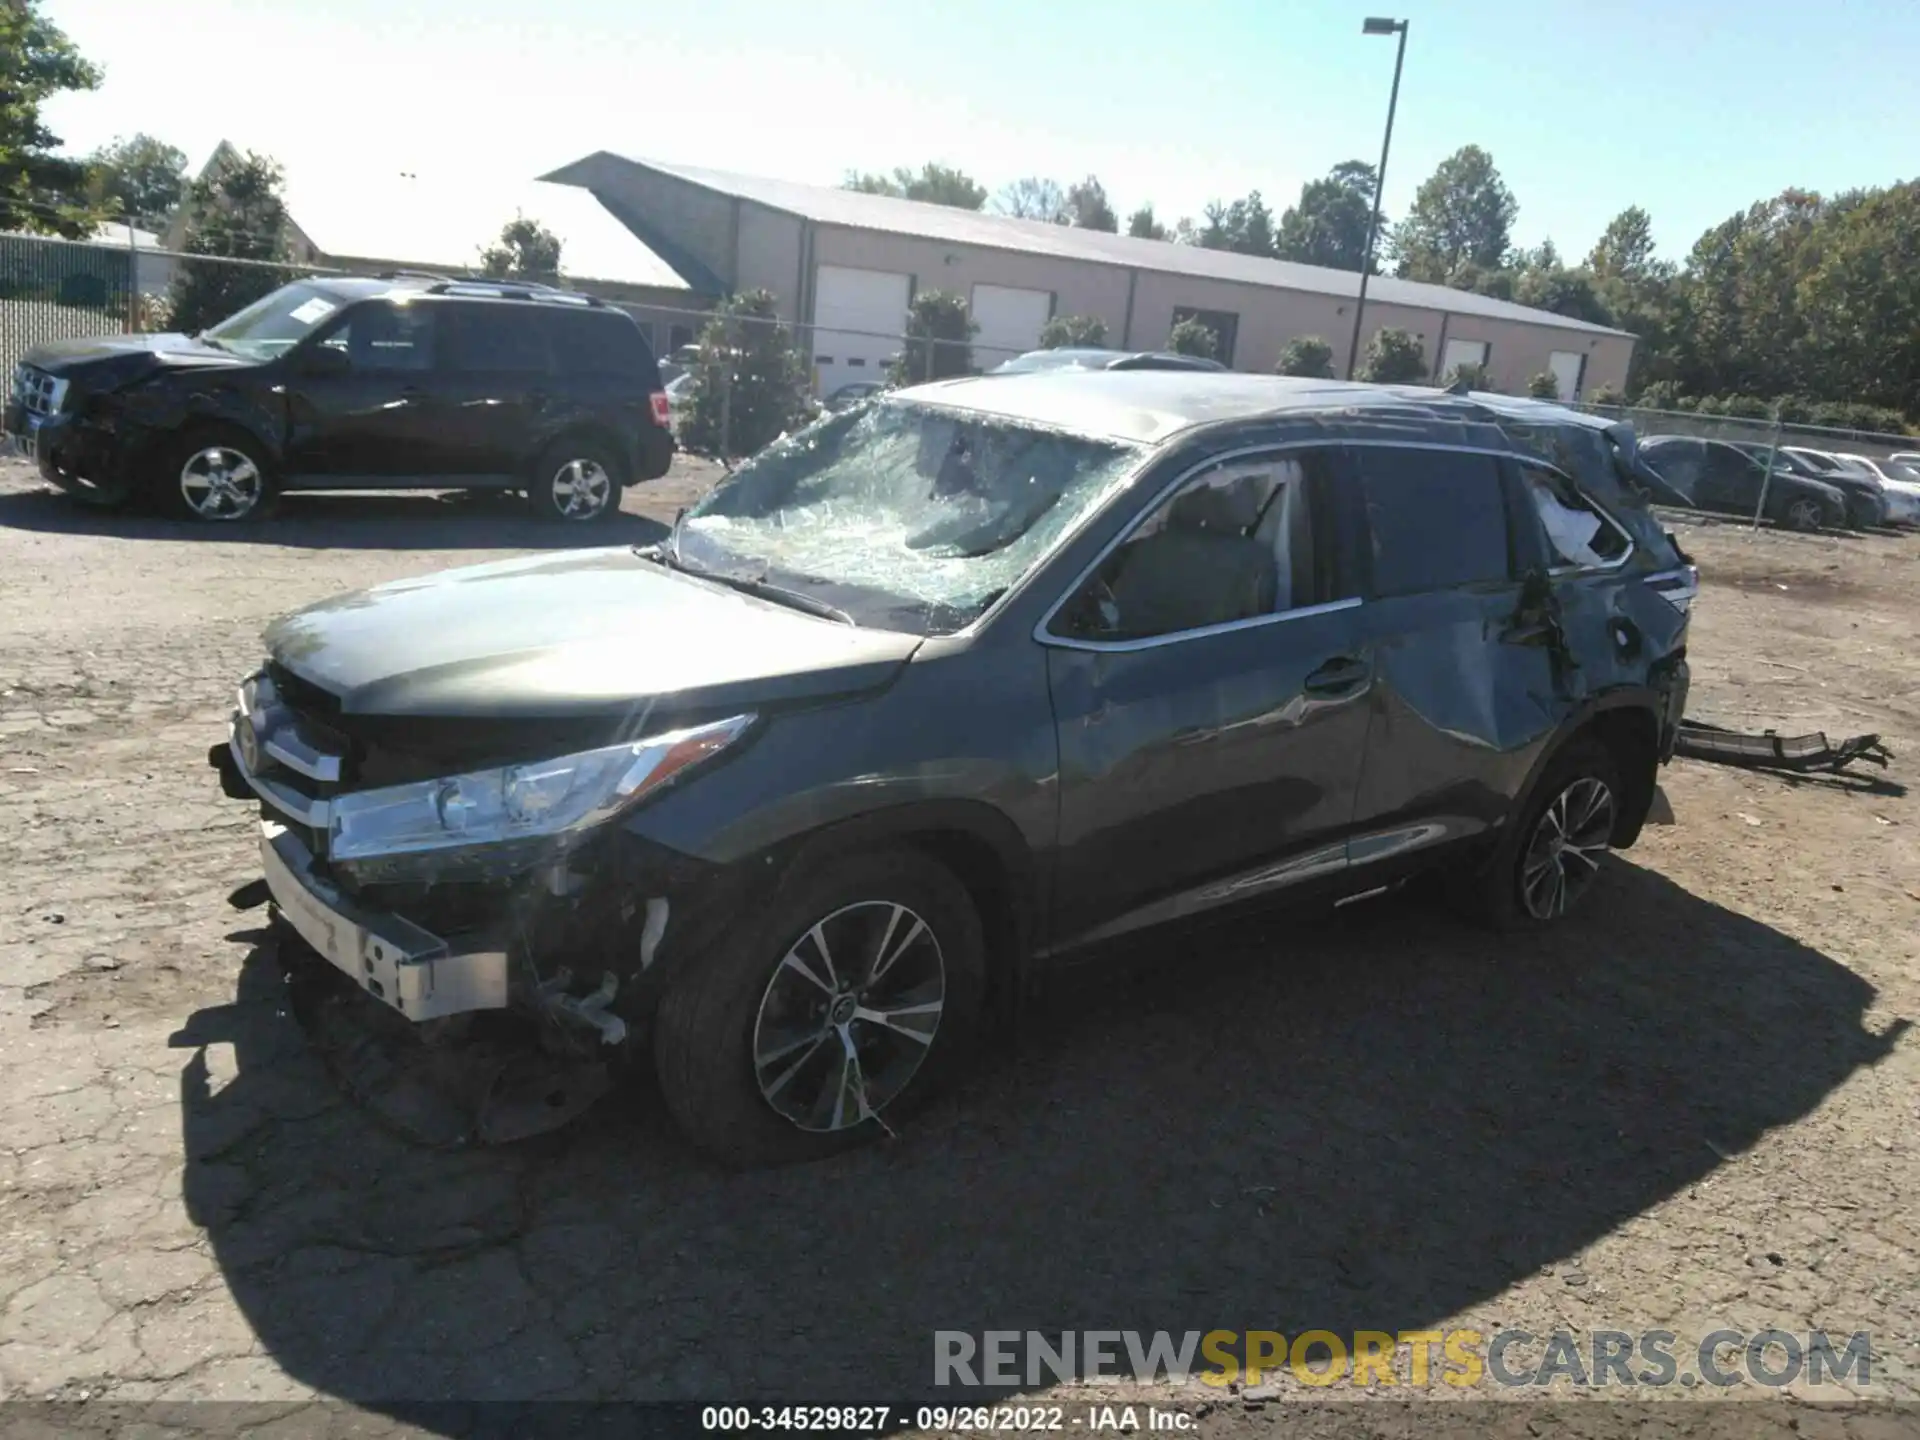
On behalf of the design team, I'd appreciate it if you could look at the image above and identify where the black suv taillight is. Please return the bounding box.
[649,392,671,427]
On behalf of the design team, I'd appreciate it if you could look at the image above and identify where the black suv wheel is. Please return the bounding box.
[653,848,987,1168]
[1465,738,1623,930]
[531,438,622,522]
[167,426,274,523]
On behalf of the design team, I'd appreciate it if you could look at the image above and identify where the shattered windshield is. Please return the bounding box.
[677,401,1144,634]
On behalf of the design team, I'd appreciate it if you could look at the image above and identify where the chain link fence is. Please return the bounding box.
[1576,403,1920,533]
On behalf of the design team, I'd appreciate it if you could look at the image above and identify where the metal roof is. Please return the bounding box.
[550,154,1631,338]
[884,370,1596,446]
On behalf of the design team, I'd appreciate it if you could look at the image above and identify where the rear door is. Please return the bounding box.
[1345,443,1563,865]
[280,300,439,477]
[430,302,559,479]
[1043,444,1373,947]
[542,307,662,461]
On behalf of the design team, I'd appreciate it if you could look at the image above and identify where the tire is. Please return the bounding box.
[530,437,623,523]
[1781,496,1824,532]
[165,425,275,523]
[653,847,987,1168]
[1457,738,1624,931]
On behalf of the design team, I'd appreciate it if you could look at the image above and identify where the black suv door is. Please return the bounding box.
[432,301,559,480]
[1042,444,1373,946]
[1343,443,1556,858]
[281,301,439,477]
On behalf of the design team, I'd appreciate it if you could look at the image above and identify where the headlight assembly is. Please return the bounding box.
[328,713,753,874]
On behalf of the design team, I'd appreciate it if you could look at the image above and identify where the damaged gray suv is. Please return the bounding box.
[211,372,1697,1167]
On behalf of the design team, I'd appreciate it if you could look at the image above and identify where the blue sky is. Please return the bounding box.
[42,0,1920,264]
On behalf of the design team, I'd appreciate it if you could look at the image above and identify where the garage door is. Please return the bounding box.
[971,285,1053,368]
[812,266,911,396]
[1548,349,1587,402]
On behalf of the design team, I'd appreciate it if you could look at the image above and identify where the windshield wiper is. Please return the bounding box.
[648,531,855,626]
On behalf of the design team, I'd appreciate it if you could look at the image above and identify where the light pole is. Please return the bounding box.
[1345,16,1409,381]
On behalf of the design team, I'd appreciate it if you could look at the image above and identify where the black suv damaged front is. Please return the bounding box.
[6,276,675,523]
[209,373,1695,1167]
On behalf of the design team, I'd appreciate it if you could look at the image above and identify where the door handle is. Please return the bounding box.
[1303,656,1367,696]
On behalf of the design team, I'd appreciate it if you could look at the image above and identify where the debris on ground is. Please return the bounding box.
[1675,719,1894,776]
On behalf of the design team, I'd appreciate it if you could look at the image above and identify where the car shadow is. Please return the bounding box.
[173,859,1900,1414]
[0,484,672,552]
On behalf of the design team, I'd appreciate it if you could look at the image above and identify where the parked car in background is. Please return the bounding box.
[1836,452,1920,528]
[5,276,674,523]
[1748,446,1888,528]
[663,370,697,427]
[211,373,1694,1166]
[1640,437,1846,531]
[990,347,1229,375]
[822,381,886,412]
[1890,452,1920,470]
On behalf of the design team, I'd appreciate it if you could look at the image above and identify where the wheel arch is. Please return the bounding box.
[1513,692,1663,851]
[532,420,635,484]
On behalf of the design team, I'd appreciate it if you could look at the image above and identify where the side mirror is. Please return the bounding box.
[295,345,350,376]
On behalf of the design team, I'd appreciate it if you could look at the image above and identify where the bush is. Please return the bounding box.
[1588,384,1627,406]
[1357,327,1426,384]
[1275,335,1335,378]
[1442,362,1494,392]
[678,289,812,458]
[889,290,976,385]
[1634,379,1684,411]
[1166,317,1218,359]
[1526,371,1560,400]
[1038,313,1107,349]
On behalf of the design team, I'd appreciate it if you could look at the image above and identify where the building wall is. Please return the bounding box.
[735,204,805,319]
[1429,312,1633,396]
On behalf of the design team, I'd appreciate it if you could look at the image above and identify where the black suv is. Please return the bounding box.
[210,374,1696,1166]
[6,276,674,523]
[1638,436,1846,531]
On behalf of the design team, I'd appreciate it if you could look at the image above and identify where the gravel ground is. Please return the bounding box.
[0,457,1916,1436]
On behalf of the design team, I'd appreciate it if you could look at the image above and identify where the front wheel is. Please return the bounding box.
[530,439,622,522]
[167,427,274,522]
[653,848,987,1168]
[1781,496,1824,532]
[1458,739,1623,930]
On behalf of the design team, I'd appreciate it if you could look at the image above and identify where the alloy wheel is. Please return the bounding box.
[1519,775,1615,920]
[751,900,946,1132]
[549,459,612,519]
[1786,498,1822,531]
[179,446,264,521]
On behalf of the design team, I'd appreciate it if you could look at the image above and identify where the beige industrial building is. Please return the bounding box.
[545,152,1635,399]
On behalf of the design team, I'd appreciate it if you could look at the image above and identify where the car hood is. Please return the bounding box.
[264,547,922,718]
[19,331,253,386]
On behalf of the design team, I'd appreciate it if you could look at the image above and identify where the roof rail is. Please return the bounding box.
[377,268,454,282]
[424,278,604,308]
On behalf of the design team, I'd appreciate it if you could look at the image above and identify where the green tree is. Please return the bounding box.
[1166,317,1218,359]
[1795,181,1920,418]
[1274,161,1380,271]
[1586,206,1658,283]
[479,214,562,283]
[85,133,187,227]
[1275,334,1335,378]
[1440,361,1494,391]
[1126,203,1168,241]
[1357,327,1427,383]
[1527,371,1561,400]
[678,289,811,457]
[1065,176,1118,232]
[1039,313,1108,349]
[1585,206,1678,398]
[890,289,976,384]
[0,1,102,236]
[843,163,987,210]
[1512,266,1615,327]
[1391,145,1518,282]
[994,177,1068,223]
[1197,192,1275,257]
[166,151,293,334]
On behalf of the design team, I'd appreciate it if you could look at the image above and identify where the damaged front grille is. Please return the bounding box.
[12,363,65,418]
[229,668,350,860]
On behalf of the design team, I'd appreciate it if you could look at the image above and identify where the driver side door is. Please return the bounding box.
[281,301,442,479]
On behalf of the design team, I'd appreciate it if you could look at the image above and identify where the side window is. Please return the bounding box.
[1055,447,1344,642]
[1351,445,1509,597]
[317,302,432,371]
[1645,441,1700,497]
[547,310,658,379]
[439,304,554,373]
[1520,464,1631,569]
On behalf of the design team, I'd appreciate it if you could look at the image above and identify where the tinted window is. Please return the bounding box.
[1520,464,1630,568]
[1055,448,1344,642]
[1642,440,1701,499]
[546,309,659,379]
[439,304,553,373]
[1353,446,1509,596]
[316,301,432,371]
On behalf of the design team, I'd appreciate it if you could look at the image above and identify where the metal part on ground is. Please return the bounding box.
[1674,720,1893,775]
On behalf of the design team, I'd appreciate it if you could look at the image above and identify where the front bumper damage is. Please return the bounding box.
[210,682,753,1147]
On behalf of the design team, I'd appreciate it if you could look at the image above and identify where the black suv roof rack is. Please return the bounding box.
[376,268,455,282]
[422,278,605,308]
